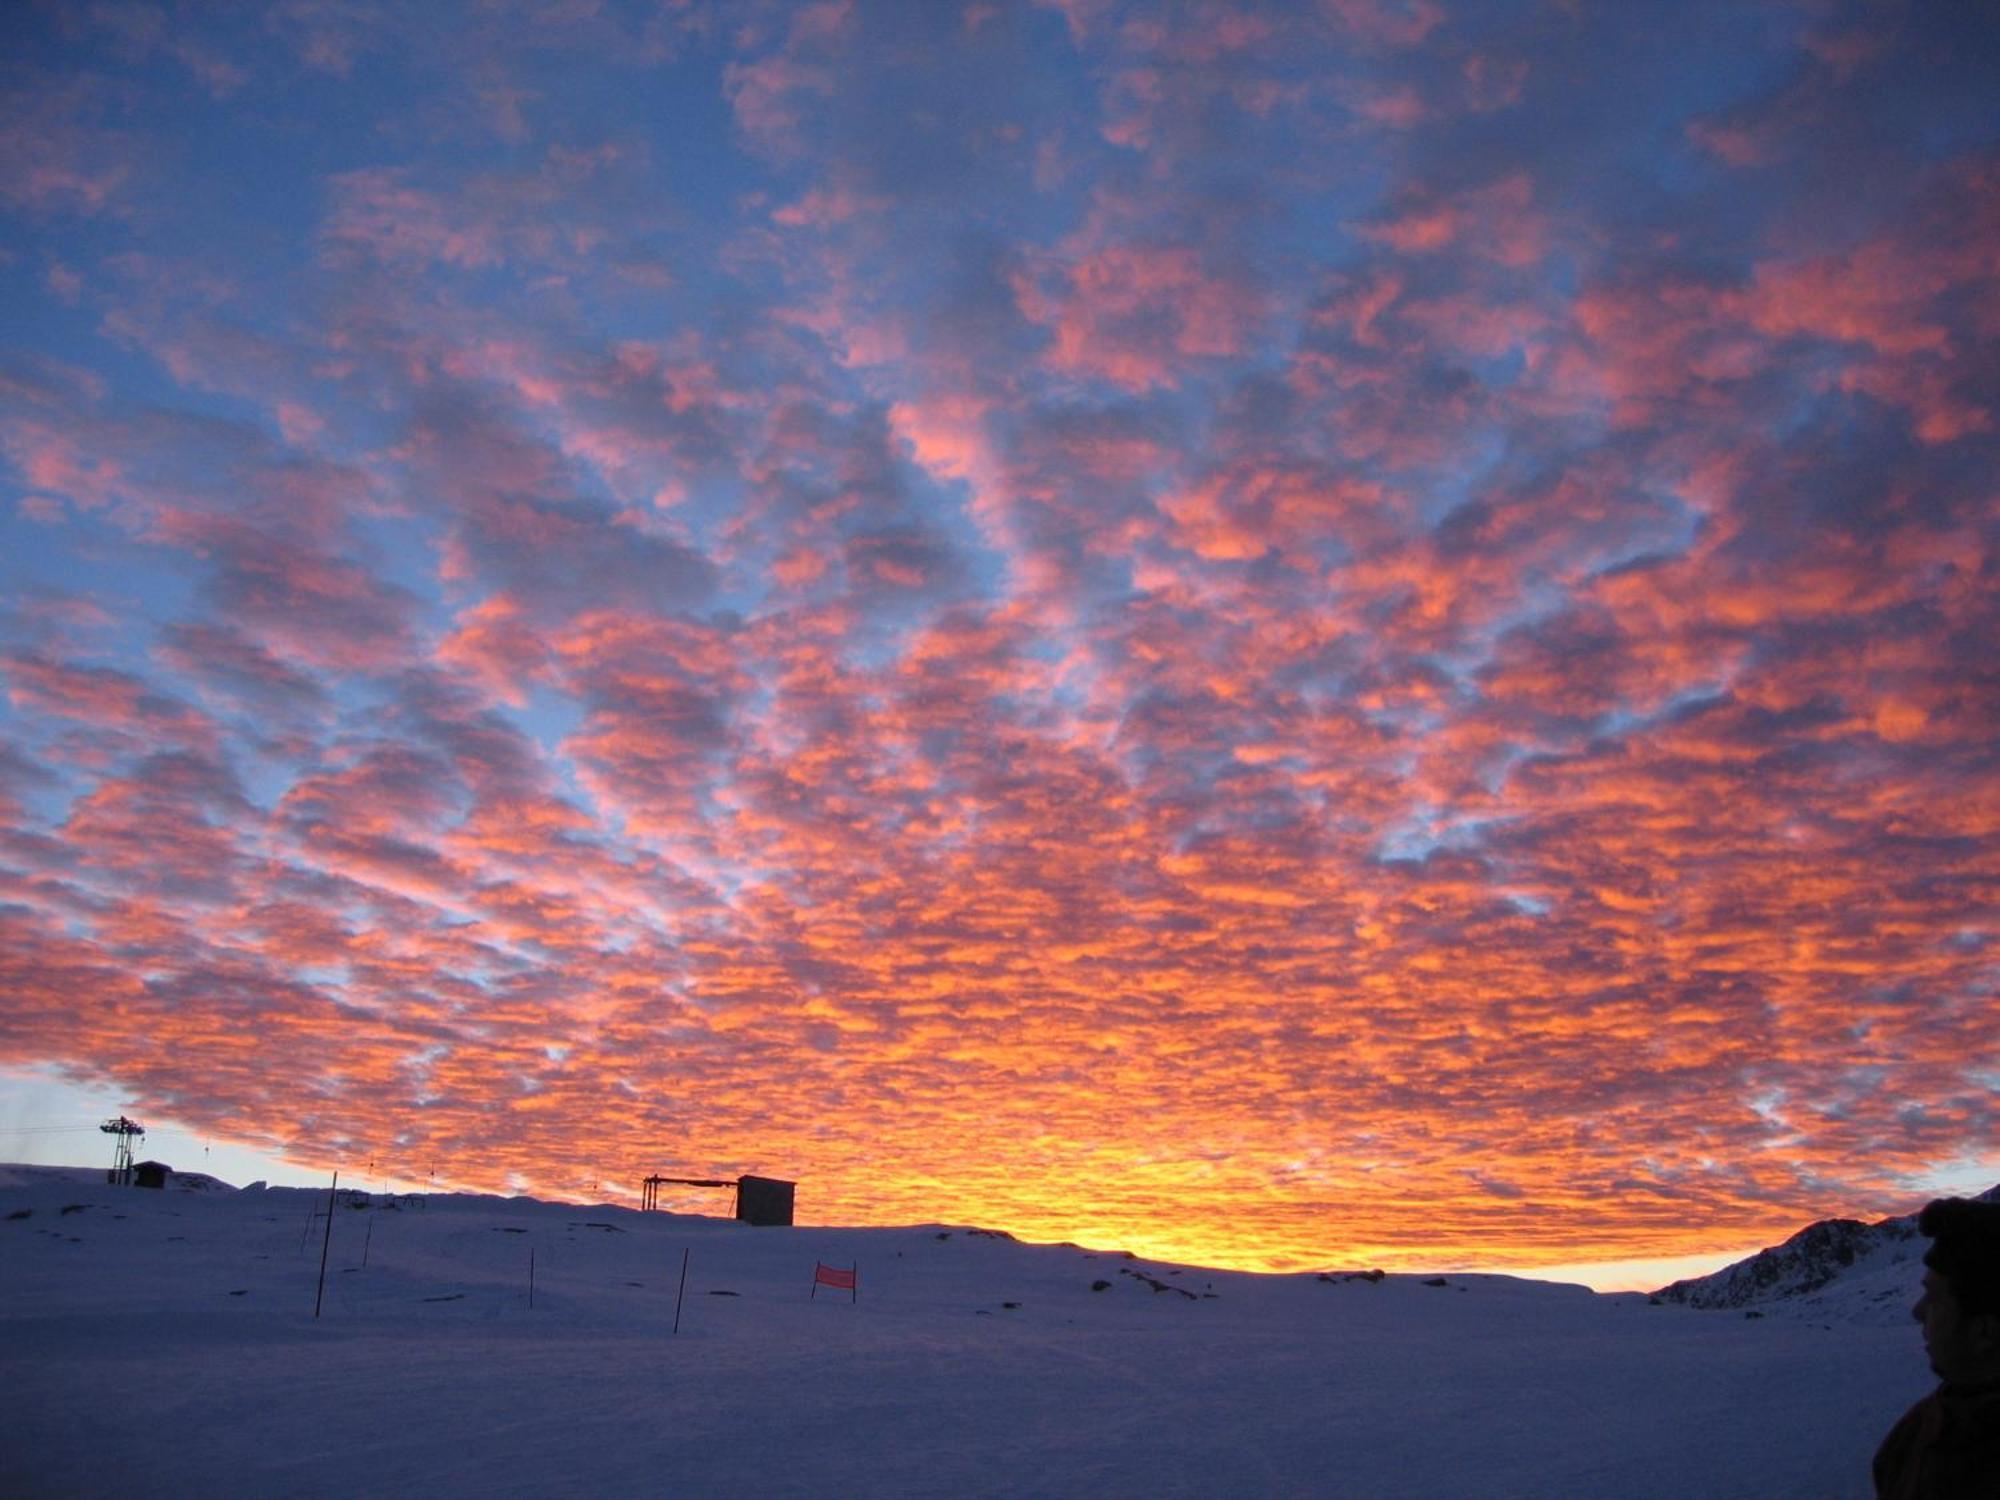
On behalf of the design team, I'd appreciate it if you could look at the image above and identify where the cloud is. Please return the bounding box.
[1014,238,1267,390]
[0,0,1993,1273]
[80,2,248,97]
[1323,0,1443,51]
[155,621,332,724]
[0,75,136,217]
[321,147,647,275]
[1,649,219,756]
[398,392,718,622]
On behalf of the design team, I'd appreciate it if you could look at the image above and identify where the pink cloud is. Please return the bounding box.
[1014,240,1265,390]
[263,0,391,77]
[771,179,887,229]
[1322,0,1444,50]
[321,147,640,276]
[723,3,849,160]
[890,395,998,491]
[1157,463,1400,567]
[1337,78,1426,128]
[1686,115,1782,170]
[1,651,218,756]
[146,509,421,672]
[323,169,508,270]
[436,595,556,708]
[85,1,248,96]
[0,78,135,217]
[44,263,84,303]
[1362,174,1549,267]
[1460,53,1528,113]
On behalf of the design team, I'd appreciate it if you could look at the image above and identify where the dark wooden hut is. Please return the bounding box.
[734,1175,795,1226]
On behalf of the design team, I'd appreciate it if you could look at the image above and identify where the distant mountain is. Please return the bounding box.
[1652,1183,2000,1322]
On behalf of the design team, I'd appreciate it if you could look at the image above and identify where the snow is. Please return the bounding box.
[0,1166,1934,1498]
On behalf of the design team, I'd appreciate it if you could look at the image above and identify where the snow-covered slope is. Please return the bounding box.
[0,1167,1936,1499]
[1651,1184,2000,1326]
[0,1164,236,1192]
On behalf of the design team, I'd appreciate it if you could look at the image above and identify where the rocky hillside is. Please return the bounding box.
[1652,1183,2000,1319]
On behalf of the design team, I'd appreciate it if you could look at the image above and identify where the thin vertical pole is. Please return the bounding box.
[673,1246,690,1334]
[529,1247,536,1309]
[313,1171,337,1319]
[363,1213,374,1268]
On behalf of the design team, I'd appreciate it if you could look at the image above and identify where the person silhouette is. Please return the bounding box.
[1873,1197,2000,1499]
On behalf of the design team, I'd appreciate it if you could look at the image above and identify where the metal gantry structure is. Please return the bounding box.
[641,1174,732,1212]
[640,1172,796,1226]
[100,1115,145,1185]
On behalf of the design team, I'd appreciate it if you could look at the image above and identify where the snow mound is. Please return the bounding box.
[162,1170,237,1193]
[0,1163,236,1193]
[0,1164,113,1190]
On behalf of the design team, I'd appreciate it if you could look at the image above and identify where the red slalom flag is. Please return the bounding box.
[812,1261,857,1301]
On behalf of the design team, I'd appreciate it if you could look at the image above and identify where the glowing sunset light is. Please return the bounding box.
[1,1,1995,1285]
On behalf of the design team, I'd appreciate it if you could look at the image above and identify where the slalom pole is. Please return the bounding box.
[673,1246,690,1335]
[363,1212,374,1268]
[529,1247,536,1309]
[314,1171,338,1319]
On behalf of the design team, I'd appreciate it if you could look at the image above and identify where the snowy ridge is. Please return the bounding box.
[0,1163,237,1192]
[1651,1183,2000,1325]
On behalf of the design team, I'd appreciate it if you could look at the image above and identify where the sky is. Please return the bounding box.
[0,0,1995,1290]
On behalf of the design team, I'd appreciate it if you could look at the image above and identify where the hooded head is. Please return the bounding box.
[1913,1197,2000,1387]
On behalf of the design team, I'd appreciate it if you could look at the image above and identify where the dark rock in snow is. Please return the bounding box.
[1121,1267,1197,1299]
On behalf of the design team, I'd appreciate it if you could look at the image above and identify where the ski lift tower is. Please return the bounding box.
[101,1116,145,1186]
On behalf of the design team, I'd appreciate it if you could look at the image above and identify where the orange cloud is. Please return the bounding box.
[2,0,1993,1281]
